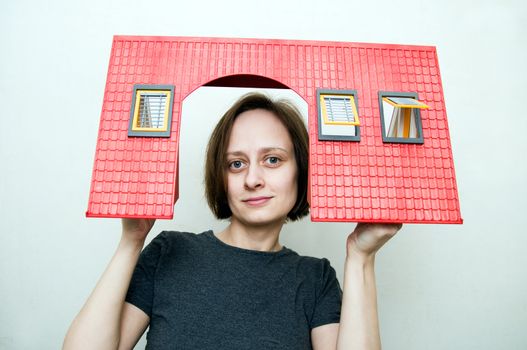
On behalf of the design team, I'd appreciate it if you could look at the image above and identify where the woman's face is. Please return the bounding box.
[225,109,298,228]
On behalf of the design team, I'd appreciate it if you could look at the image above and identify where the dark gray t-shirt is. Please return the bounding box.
[126,230,342,349]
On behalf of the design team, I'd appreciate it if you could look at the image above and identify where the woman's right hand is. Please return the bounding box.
[121,218,156,244]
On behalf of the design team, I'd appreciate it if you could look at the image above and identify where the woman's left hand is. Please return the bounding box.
[346,223,402,261]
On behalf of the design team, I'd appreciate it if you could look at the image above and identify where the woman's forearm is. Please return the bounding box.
[63,236,144,350]
[337,255,381,350]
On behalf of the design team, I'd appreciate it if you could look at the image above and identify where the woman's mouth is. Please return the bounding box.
[242,196,272,206]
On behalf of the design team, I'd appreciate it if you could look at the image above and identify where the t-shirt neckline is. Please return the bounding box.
[204,230,290,256]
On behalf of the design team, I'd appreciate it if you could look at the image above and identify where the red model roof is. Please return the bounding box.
[87,36,462,223]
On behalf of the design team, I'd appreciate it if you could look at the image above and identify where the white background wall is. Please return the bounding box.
[1,0,526,349]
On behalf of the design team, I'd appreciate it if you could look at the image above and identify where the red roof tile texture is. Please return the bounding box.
[87,36,462,223]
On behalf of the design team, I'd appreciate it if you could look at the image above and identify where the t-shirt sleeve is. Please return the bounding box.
[125,231,167,317]
[310,258,343,329]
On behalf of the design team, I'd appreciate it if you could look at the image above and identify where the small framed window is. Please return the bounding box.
[378,91,427,144]
[317,89,360,141]
[128,85,174,137]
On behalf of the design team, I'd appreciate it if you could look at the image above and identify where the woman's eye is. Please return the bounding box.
[229,160,244,169]
[266,157,280,165]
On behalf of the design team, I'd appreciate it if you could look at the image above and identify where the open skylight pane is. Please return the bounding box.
[383,96,429,109]
[379,92,425,144]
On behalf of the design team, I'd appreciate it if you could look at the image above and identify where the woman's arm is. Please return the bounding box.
[311,223,401,350]
[63,219,155,350]
[336,250,380,349]
[337,223,402,350]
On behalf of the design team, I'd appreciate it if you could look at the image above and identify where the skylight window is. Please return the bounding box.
[317,89,360,141]
[379,91,427,144]
[128,85,174,137]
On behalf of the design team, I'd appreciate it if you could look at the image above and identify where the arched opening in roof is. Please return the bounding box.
[203,74,290,89]
[167,75,308,235]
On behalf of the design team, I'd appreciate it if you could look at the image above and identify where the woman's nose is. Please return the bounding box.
[244,164,264,189]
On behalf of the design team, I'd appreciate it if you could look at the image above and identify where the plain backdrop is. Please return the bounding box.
[1,0,526,349]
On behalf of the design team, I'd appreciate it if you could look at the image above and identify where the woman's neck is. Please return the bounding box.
[216,219,284,252]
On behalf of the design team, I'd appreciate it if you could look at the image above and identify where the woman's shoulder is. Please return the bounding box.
[153,229,210,239]
[281,249,335,277]
[145,230,212,253]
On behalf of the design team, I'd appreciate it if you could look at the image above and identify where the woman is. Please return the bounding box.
[63,93,401,350]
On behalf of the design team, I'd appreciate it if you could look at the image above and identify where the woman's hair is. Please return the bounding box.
[205,92,309,221]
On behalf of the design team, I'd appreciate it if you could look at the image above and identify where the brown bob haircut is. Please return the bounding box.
[205,92,309,221]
